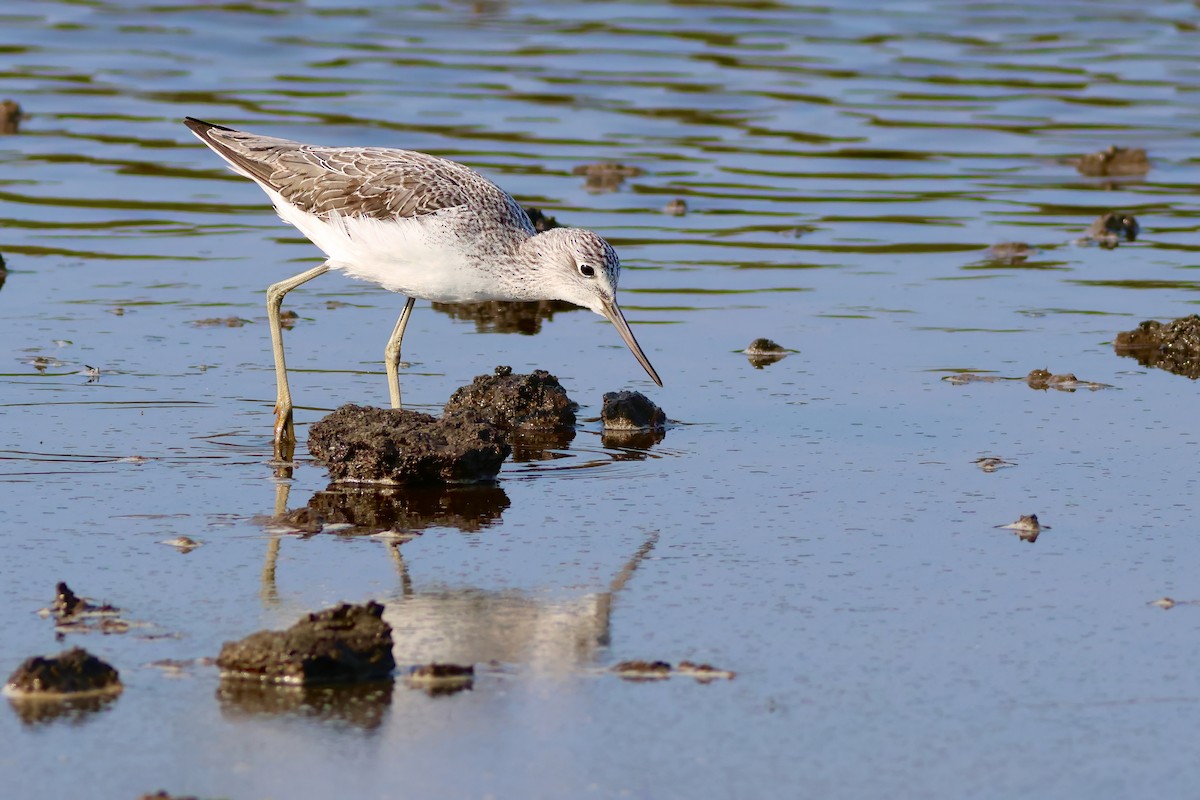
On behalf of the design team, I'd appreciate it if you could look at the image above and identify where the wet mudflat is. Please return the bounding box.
[3,1,1200,798]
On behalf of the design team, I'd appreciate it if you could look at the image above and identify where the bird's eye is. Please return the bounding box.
[579,264,596,278]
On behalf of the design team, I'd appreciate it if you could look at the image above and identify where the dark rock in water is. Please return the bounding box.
[4,647,122,696]
[139,793,200,800]
[601,390,666,431]
[309,404,510,485]
[0,99,21,135]
[53,581,85,617]
[745,338,786,355]
[1114,315,1200,379]
[1075,145,1149,177]
[445,368,576,430]
[430,298,578,335]
[217,601,395,685]
[744,337,789,368]
[522,206,561,232]
[1083,212,1139,248]
[1026,369,1077,390]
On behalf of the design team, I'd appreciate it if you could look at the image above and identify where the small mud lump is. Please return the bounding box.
[0,99,21,135]
[1075,145,1149,177]
[217,601,395,685]
[4,647,122,696]
[445,368,576,430]
[745,337,789,368]
[1114,315,1200,379]
[601,391,666,431]
[309,404,510,485]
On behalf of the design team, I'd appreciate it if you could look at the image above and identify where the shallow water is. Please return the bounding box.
[3,1,1200,797]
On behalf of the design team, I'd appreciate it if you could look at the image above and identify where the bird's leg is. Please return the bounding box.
[266,262,331,458]
[384,296,416,409]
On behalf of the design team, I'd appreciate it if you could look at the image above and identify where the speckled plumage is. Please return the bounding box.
[183,116,660,452]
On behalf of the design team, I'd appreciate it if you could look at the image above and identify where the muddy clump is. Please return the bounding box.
[190,316,250,328]
[1075,145,1149,177]
[613,660,672,681]
[0,99,21,134]
[572,162,644,192]
[40,581,130,635]
[612,659,735,683]
[309,404,510,485]
[430,298,578,335]
[995,514,1049,543]
[744,337,789,368]
[522,206,561,232]
[973,456,1015,473]
[601,391,666,431]
[445,367,577,431]
[1114,315,1200,379]
[663,198,688,216]
[217,601,395,685]
[4,647,122,697]
[1081,211,1139,248]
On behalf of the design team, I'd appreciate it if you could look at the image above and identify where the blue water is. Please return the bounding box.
[3,1,1200,797]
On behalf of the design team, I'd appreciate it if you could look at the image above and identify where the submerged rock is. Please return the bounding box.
[217,601,395,685]
[1075,145,1149,177]
[0,99,21,135]
[1114,315,1200,379]
[309,404,510,485]
[444,367,577,431]
[601,391,666,431]
[987,242,1033,264]
[1081,211,1139,248]
[572,162,644,192]
[4,647,122,697]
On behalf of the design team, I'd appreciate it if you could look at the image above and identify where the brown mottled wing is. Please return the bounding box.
[184,117,527,226]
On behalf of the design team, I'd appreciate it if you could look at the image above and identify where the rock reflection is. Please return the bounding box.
[216,680,394,730]
[278,483,511,537]
[7,692,120,726]
[507,427,576,462]
[600,428,666,453]
[429,299,579,335]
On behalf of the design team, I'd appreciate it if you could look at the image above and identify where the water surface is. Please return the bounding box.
[3,1,1200,797]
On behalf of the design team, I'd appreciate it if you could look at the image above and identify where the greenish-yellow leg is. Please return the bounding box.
[384,296,416,409]
[266,262,330,456]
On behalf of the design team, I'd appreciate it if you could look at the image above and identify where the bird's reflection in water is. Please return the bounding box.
[260,481,657,678]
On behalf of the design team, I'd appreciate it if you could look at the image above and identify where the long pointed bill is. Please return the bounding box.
[600,298,662,387]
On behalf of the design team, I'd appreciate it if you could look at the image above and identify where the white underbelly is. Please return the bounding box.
[270,191,510,302]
